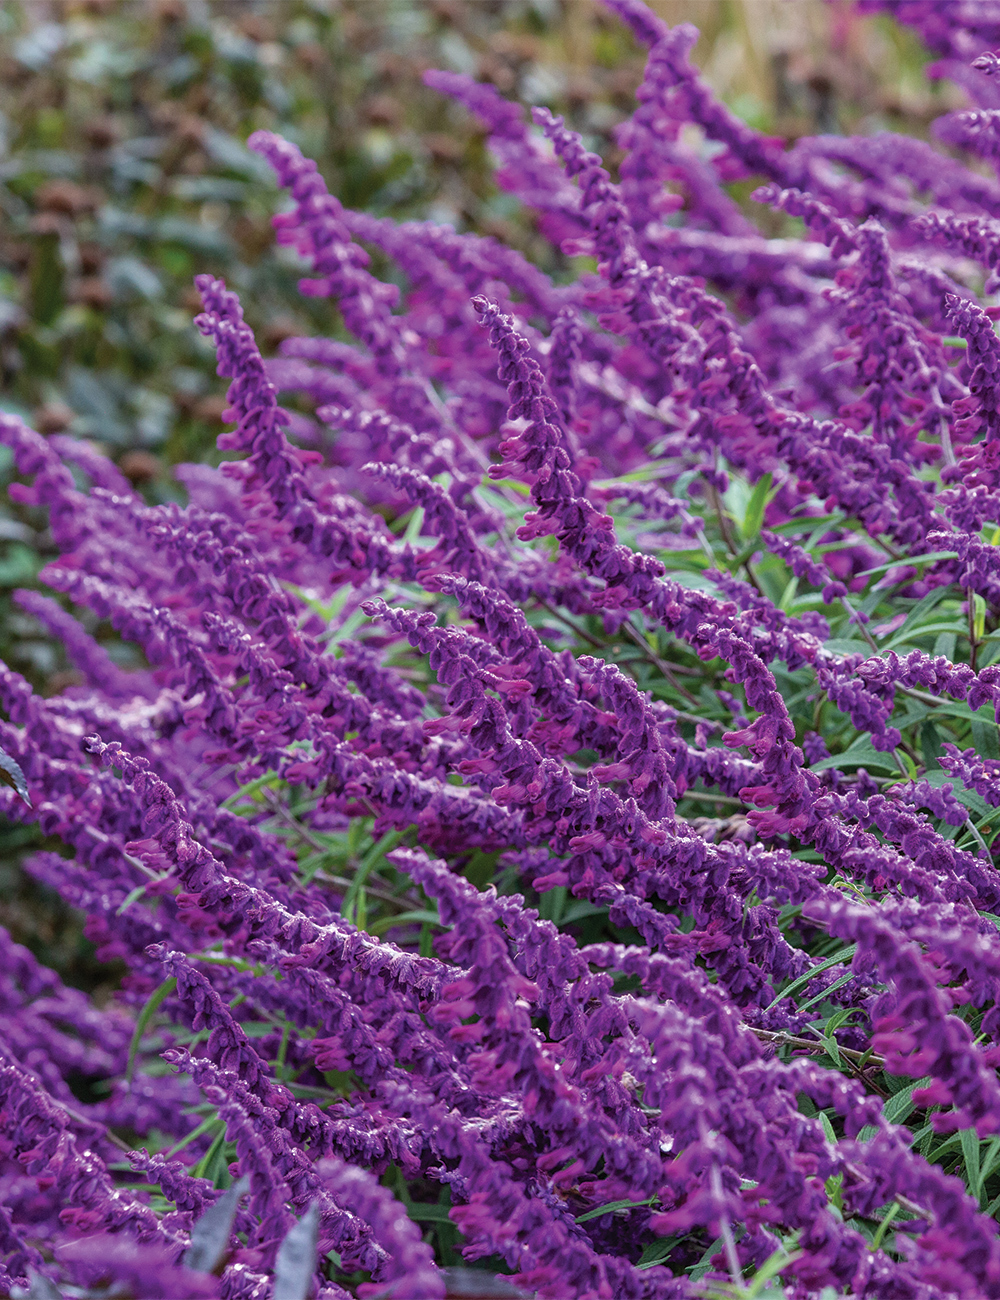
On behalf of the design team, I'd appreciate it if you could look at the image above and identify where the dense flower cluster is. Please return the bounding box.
[10,1,1000,1296]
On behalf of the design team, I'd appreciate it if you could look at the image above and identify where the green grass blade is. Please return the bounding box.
[369,908,443,937]
[575,1197,656,1223]
[126,975,177,1084]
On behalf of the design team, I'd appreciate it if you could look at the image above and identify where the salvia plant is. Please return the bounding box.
[13,0,1000,1296]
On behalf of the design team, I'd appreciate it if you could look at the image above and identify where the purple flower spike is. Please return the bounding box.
[9,5,1000,1296]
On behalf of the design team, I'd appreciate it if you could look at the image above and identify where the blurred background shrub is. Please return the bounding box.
[0,0,955,475]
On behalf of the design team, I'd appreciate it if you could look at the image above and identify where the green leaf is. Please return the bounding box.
[934,631,957,661]
[116,884,146,916]
[742,471,773,542]
[30,228,63,326]
[778,575,798,610]
[977,1135,1000,1203]
[154,215,232,256]
[165,1115,222,1160]
[961,1126,982,1195]
[638,1236,680,1269]
[689,1235,725,1281]
[744,1243,803,1298]
[407,1203,454,1223]
[882,1076,931,1128]
[857,550,959,578]
[909,696,990,725]
[886,619,967,652]
[482,475,530,496]
[191,1126,232,1187]
[239,1021,280,1038]
[184,1175,249,1273]
[369,909,443,937]
[575,1197,656,1223]
[765,944,857,1011]
[273,1203,319,1300]
[822,637,871,653]
[892,586,951,633]
[871,1202,900,1252]
[972,717,1000,761]
[655,548,712,572]
[126,976,176,1083]
[538,883,567,924]
[561,900,607,924]
[921,720,943,770]
[341,829,404,927]
[221,770,281,809]
[811,739,899,773]
[0,745,31,806]
[327,607,369,647]
[974,593,987,642]
[768,511,845,537]
[797,969,857,1015]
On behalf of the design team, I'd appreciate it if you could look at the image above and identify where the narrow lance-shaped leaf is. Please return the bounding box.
[0,744,31,806]
[184,1175,250,1274]
[272,1202,320,1300]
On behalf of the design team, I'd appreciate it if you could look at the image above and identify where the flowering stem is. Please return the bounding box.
[968,587,980,673]
[752,1028,885,1071]
[678,790,746,807]
[622,619,701,705]
[840,596,880,652]
[965,818,991,857]
[707,481,763,595]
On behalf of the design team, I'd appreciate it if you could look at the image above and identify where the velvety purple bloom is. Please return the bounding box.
[935,107,1000,163]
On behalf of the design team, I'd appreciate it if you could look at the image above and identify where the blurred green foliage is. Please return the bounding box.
[0,0,946,479]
